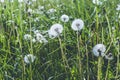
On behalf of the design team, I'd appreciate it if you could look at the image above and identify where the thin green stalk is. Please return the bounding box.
[30,64,33,80]
[116,44,120,79]
[95,6,99,43]
[97,56,102,80]
[105,14,112,38]
[77,31,82,79]
[29,11,33,80]
[86,44,89,80]
[58,36,69,71]
[105,60,110,80]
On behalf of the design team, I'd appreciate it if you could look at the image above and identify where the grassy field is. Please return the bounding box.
[0,0,120,80]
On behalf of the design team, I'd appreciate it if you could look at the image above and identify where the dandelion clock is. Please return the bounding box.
[93,44,106,57]
[71,19,84,31]
[48,23,63,38]
[24,54,36,64]
[60,14,69,22]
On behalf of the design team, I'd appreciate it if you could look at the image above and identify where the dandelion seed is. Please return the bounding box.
[48,24,63,38]
[60,14,69,22]
[93,44,106,57]
[92,0,103,5]
[71,19,84,31]
[24,34,32,40]
[24,54,36,64]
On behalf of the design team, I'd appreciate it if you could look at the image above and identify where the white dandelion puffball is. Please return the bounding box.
[24,54,36,64]
[24,34,32,40]
[92,0,102,5]
[35,33,48,43]
[71,19,84,31]
[60,14,69,22]
[93,44,106,57]
[48,24,63,38]
[116,4,120,11]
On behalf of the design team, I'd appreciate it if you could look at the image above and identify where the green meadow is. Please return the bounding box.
[0,0,120,80]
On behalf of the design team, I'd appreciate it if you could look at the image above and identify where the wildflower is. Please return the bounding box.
[71,19,84,31]
[93,44,106,57]
[48,24,63,38]
[60,14,69,22]
[35,33,48,43]
[24,34,32,40]
[24,54,36,64]
[116,4,120,11]
[92,0,102,5]
[34,30,39,34]
[27,8,33,13]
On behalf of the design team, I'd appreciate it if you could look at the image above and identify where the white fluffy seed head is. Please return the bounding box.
[24,54,36,64]
[92,0,103,5]
[48,24,63,38]
[71,19,84,31]
[24,34,32,40]
[92,44,106,57]
[60,14,69,22]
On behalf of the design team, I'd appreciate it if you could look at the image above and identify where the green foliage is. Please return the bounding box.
[0,0,120,80]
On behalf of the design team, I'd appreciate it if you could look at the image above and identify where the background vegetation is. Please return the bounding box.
[0,0,120,80]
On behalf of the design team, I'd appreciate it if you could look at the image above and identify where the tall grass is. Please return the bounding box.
[0,0,120,80]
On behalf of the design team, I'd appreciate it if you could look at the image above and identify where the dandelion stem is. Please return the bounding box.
[58,36,69,72]
[30,64,33,80]
[86,44,89,80]
[77,31,82,79]
[116,44,120,79]
[97,56,102,80]
[105,60,110,80]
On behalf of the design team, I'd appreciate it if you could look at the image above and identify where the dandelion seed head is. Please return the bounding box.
[35,33,48,43]
[24,54,36,64]
[60,14,69,22]
[93,44,106,57]
[48,24,63,38]
[92,0,102,5]
[27,8,33,13]
[24,34,32,40]
[71,19,84,31]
